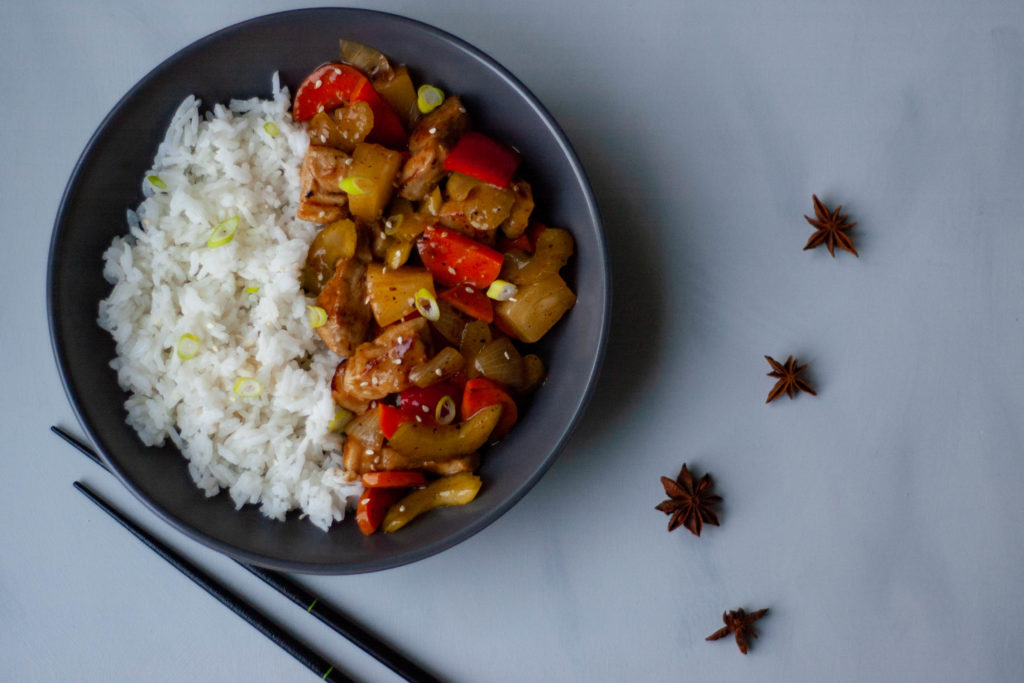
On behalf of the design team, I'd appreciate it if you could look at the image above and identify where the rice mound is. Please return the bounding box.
[97,74,362,530]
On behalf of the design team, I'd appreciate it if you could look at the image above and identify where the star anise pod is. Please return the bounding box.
[706,607,769,654]
[655,463,721,535]
[803,194,858,257]
[764,355,816,403]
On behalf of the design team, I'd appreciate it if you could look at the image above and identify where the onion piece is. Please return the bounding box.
[344,407,383,450]
[472,337,524,389]
[339,39,392,79]
[429,300,467,346]
[410,347,466,387]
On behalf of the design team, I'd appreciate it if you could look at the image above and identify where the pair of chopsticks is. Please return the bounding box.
[51,426,441,683]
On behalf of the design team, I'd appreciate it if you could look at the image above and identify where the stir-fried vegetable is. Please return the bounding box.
[462,378,518,438]
[292,63,406,148]
[417,226,504,288]
[440,285,493,323]
[357,487,405,535]
[443,131,521,188]
[386,404,502,461]
[361,471,428,489]
[382,472,483,532]
[291,44,578,534]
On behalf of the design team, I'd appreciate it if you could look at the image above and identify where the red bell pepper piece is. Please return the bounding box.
[461,377,518,439]
[443,131,521,188]
[361,471,428,489]
[398,382,462,424]
[356,487,405,535]
[293,63,407,148]
[439,285,494,323]
[378,403,415,439]
[417,226,504,288]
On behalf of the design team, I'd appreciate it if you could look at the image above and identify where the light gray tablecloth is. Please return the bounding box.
[4,1,1023,680]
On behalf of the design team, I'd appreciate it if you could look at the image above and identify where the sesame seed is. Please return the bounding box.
[363,296,370,304]
[464,286,473,293]
[393,358,403,365]
[397,336,404,344]
[422,405,429,413]
[317,104,324,113]
[503,351,510,359]
[428,127,436,134]
[399,505,406,512]
[314,79,322,88]
[359,381,369,387]
[435,368,443,375]
[447,266,456,275]
[415,416,423,423]
[364,449,374,455]
[333,68,341,75]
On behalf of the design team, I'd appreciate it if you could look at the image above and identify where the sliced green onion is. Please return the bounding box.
[243,285,260,295]
[383,214,404,236]
[147,175,167,190]
[208,216,239,248]
[307,305,328,328]
[435,395,456,425]
[329,408,354,432]
[176,333,200,360]
[263,121,279,137]
[233,377,262,398]
[414,288,440,321]
[486,279,518,301]
[417,84,445,114]
[338,176,374,195]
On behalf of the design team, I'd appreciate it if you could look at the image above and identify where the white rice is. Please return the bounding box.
[97,74,362,530]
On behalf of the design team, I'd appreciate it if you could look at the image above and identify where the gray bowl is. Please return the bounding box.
[48,8,608,574]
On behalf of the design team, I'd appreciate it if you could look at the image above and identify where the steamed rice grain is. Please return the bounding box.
[97,74,362,530]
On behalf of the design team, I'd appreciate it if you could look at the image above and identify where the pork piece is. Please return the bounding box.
[298,145,351,223]
[343,438,479,475]
[398,96,470,201]
[331,360,368,414]
[338,318,432,405]
[314,258,371,357]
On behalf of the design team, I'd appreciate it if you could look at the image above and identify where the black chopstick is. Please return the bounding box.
[72,481,353,682]
[52,425,441,683]
[239,565,442,683]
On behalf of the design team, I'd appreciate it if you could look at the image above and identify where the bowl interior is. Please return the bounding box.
[49,9,608,573]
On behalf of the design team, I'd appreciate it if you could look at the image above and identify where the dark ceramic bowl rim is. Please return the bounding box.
[48,8,609,573]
